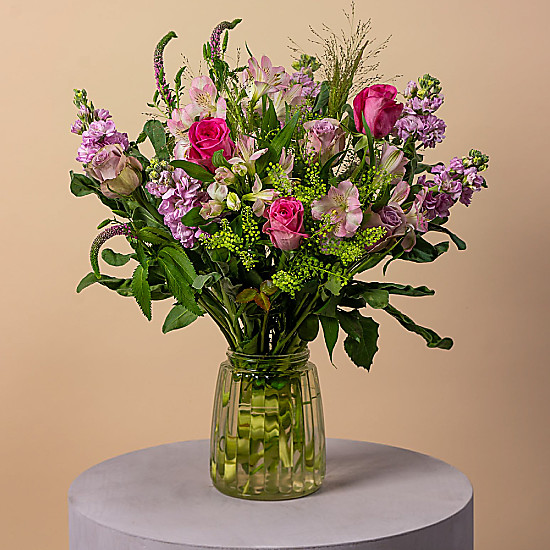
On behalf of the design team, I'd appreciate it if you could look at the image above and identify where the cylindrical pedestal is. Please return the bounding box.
[69,439,473,550]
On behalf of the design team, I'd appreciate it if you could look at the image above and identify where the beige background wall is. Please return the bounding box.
[1,0,549,548]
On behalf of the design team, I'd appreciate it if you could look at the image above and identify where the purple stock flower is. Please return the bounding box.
[291,69,321,97]
[94,109,111,120]
[71,119,83,135]
[424,192,455,220]
[157,168,207,248]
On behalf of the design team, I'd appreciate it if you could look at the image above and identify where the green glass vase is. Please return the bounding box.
[209,349,326,500]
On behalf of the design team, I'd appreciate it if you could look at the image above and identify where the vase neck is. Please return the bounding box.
[226,349,310,373]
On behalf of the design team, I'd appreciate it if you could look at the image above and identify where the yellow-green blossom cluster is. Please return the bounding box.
[241,206,261,243]
[292,163,327,206]
[272,253,349,296]
[356,166,393,205]
[319,227,387,266]
[266,162,293,196]
[201,219,258,270]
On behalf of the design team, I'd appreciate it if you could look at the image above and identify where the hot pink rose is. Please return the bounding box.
[353,84,403,139]
[263,197,308,250]
[187,117,234,172]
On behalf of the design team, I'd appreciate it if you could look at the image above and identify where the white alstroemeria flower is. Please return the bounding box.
[200,181,228,219]
[242,175,279,216]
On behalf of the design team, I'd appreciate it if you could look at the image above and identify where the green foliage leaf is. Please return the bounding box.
[428,223,467,250]
[70,172,95,197]
[76,272,99,293]
[131,264,152,320]
[313,81,330,114]
[159,246,197,284]
[192,272,222,290]
[162,305,198,334]
[363,288,389,309]
[179,206,207,227]
[261,97,278,134]
[358,282,435,297]
[270,111,300,160]
[96,219,111,230]
[158,252,202,315]
[212,149,231,169]
[337,310,379,371]
[137,227,173,245]
[144,120,169,160]
[400,237,450,263]
[171,159,214,182]
[254,292,271,311]
[298,314,319,342]
[320,315,339,362]
[383,304,453,349]
[236,288,258,303]
[101,248,132,267]
[325,274,343,295]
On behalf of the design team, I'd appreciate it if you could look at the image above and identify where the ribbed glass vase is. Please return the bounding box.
[209,349,325,500]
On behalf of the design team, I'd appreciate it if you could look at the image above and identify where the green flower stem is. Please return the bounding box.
[272,291,320,354]
[199,290,239,348]
[132,187,165,225]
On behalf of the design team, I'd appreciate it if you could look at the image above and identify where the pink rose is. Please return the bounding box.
[263,197,308,250]
[187,117,234,172]
[353,84,403,139]
[302,118,346,165]
[86,144,142,198]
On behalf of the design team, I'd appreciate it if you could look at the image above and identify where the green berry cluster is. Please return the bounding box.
[319,227,387,266]
[272,253,349,297]
[145,157,171,182]
[202,219,258,270]
[292,162,327,206]
[241,206,261,244]
[464,149,489,172]
[356,166,393,205]
[417,74,442,98]
[266,162,294,196]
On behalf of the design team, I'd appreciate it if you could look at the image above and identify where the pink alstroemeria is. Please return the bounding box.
[271,84,305,121]
[188,76,227,119]
[279,148,294,174]
[378,143,408,181]
[229,136,268,175]
[167,76,226,144]
[311,180,363,238]
[242,56,290,103]
[402,187,429,251]
[243,175,279,216]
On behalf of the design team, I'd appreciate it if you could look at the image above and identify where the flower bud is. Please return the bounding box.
[226,192,241,211]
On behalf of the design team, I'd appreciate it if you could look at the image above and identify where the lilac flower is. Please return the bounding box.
[311,180,363,238]
[157,168,207,248]
[291,69,321,98]
[395,75,446,148]
[146,170,173,198]
[424,191,455,220]
[71,120,83,135]
[94,109,111,120]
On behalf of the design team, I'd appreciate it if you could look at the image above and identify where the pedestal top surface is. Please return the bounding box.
[69,438,472,549]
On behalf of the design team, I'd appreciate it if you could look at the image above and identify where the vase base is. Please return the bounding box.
[211,481,323,501]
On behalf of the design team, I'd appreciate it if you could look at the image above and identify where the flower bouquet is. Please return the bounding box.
[70,12,489,500]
